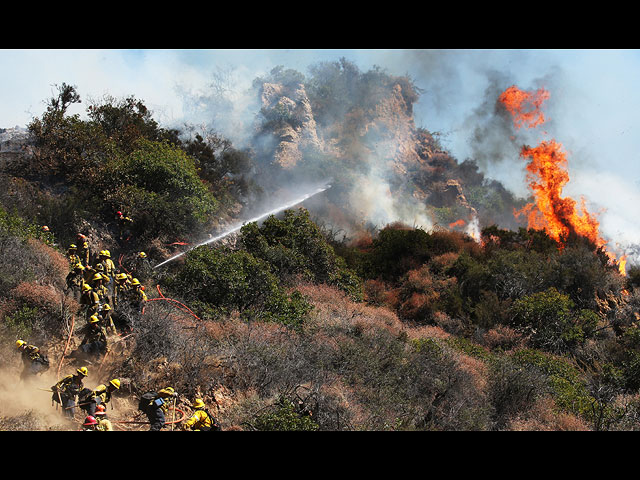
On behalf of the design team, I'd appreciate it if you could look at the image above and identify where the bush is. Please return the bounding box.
[252,397,319,431]
[510,288,598,352]
[165,246,312,328]
[240,209,362,300]
[99,139,219,241]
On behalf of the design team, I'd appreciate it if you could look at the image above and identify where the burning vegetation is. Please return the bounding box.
[498,85,628,275]
[0,62,639,431]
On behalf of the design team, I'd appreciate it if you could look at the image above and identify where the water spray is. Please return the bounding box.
[154,184,332,269]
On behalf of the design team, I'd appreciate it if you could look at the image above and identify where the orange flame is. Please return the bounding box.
[449,219,466,229]
[498,85,550,129]
[500,85,626,275]
[514,140,604,247]
[619,255,627,276]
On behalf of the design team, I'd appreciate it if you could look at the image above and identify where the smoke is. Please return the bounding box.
[2,49,639,254]
[0,366,69,430]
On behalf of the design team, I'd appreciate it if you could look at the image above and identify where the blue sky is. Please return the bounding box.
[1,49,639,250]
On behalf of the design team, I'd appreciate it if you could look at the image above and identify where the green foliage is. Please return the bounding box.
[4,305,40,339]
[100,138,219,240]
[510,288,598,352]
[165,246,311,328]
[253,398,319,431]
[511,349,594,419]
[87,94,180,153]
[363,226,432,281]
[240,209,363,300]
[0,206,54,245]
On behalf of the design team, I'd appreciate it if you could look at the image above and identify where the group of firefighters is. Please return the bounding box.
[13,221,221,431]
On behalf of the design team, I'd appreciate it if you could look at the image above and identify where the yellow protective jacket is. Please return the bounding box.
[80,290,100,312]
[91,384,113,404]
[183,409,213,431]
[53,374,83,396]
[102,258,116,278]
[96,417,113,431]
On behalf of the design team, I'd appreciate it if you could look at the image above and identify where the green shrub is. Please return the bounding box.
[240,209,363,300]
[165,246,311,328]
[253,398,319,431]
[100,138,219,240]
[510,288,598,352]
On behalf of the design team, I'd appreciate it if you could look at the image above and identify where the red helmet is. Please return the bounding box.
[83,415,98,426]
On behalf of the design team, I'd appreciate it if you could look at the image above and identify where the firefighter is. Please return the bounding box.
[20,344,49,380]
[65,263,85,300]
[79,284,100,320]
[99,303,117,334]
[182,398,221,431]
[129,278,147,314]
[113,273,129,309]
[77,234,90,265]
[139,386,177,431]
[80,378,120,416]
[90,273,109,304]
[67,244,81,266]
[117,213,134,242]
[81,415,98,431]
[134,251,152,281]
[94,405,113,431]
[99,250,116,301]
[76,315,108,358]
[52,367,88,418]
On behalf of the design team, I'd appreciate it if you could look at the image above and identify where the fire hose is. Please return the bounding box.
[57,314,75,379]
[144,285,202,322]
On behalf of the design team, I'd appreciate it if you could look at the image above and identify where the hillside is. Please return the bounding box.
[1,62,640,431]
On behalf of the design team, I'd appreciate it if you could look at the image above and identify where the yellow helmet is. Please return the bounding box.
[69,244,77,250]
[103,250,111,258]
[89,315,100,324]
[193,398,205,409]
[115,273,127,281]
[82,284,92,292]
[77,367,89,377]
[131,278,141,286]
[92,273,103,281]
[95,264,104,271]
[159,387,175,397]
[138,252,147,258]
[109,379,121,389]
[41,226,49,232]
[73,263,85,271]
[102,303,111,311]
[16,340,26,349]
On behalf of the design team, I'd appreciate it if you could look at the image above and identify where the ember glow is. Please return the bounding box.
[500,85,627,274]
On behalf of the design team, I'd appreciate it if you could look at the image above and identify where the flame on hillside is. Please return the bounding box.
[500,85,627,274]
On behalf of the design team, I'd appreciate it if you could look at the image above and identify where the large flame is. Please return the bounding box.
[500,85,626,274]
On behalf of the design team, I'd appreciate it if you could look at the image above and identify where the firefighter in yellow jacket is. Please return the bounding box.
[182,398,221,431]
[52,367,88,418]
[79,284,100,320]
[80,378,120,416]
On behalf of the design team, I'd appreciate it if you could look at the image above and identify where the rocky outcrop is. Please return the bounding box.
[260,83,323,168]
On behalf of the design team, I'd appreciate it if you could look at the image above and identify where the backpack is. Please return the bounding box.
[200,409,222,431]
[138,391,158,412]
